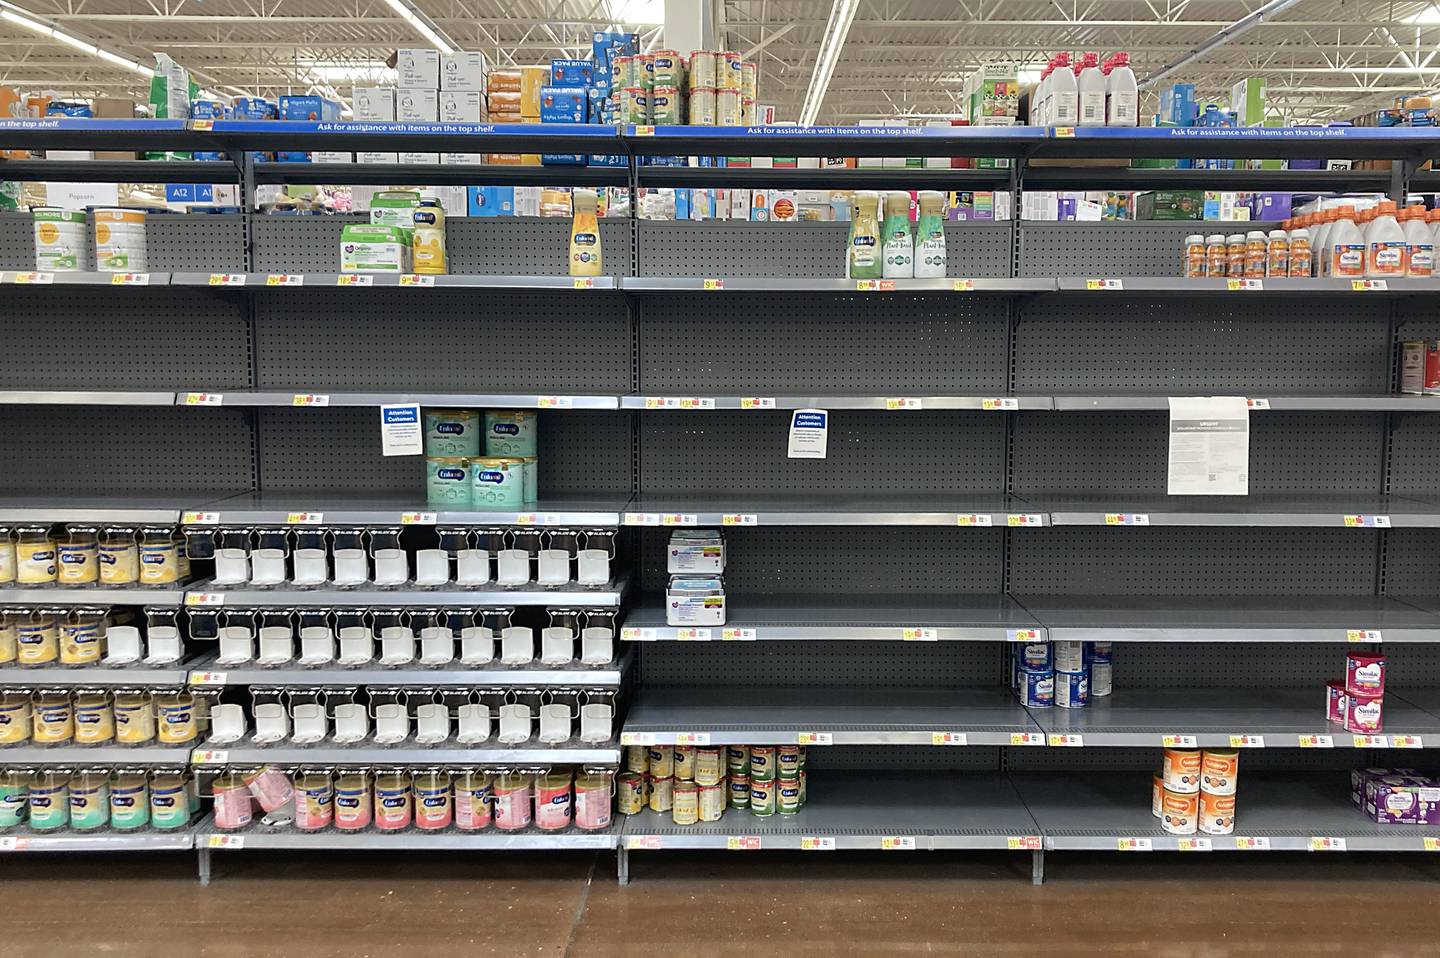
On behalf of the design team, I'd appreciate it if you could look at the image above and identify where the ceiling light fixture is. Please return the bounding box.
[799,0,860,126]
[0,3,154,75]
[379,0,455,55]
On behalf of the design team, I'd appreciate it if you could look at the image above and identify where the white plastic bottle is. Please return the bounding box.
[1050,52,1077,126]
[1078,52,1106,126]
[1106,52,1138,126]
[1402,206,1433,277]
[1035,61,1053,125]
[1364,200,1406,278]
[1312,210,1334,276]
[1327,205,1364,279]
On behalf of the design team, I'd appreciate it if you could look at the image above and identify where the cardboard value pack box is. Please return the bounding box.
[397,48,440,88]
[340,224,409,273]
[1135,189,1204,220]
[440,90,483,122]
[441,51,487,91]
[396,89,439,122]
[353,87,396,121]
[539,86,588,122]
[279,95,341,120]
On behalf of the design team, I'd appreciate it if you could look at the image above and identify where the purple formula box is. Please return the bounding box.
[1366,779,1440,824]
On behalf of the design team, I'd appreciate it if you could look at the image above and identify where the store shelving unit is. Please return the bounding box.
[6,120,1440,882]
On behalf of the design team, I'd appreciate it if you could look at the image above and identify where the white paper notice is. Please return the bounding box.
[1168,397,1249,496]
[788,408,829,459]
[380,403,424,456]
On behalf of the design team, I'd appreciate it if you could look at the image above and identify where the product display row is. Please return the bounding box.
[1,526,188,587]
[423,406,542,504]
[1153,748,1239,835]
[0,687,205,746]
[1010,640,1114,708]
[618,744,807,823]
[0,766,198,832]
[1326,652,1387,733]
[0,609,183,667]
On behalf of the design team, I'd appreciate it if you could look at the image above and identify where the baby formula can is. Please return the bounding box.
[749,778,776,816]
[494,771,535,830]
[454,770,493,830]
[688,51,716,89]
[647,775,674,813]
[212,770,254,830]
[741,61,758,101]
[0,531,13,584]
[0,769,28,828]
[0,615,13,665]
[138,530,179,584]
[749,745,777,781]
[1052,640,1088,673]
[574,768,613,831]
[1198,790,1236,835]
[374,769,413,830]
[148,770,191,829]
[1200,750,1238,796]
[56,528,99,584]
[778,779,801,814]
[1089,659,1113,697]
[728,773,750,808]
[424,408,481,457]
[1054,669,1089,709]
[535,770,573,831]
[726,745,749,772]
[1344,692,1384,734]
[64,775,106,833]
[1161,787,1198,834]
[333,770,373,830]
[1019,642,1052,670]
[470,458,523,508]
[73,689,114,743]
[673,745,696,781]
[650,85,682,124]
[620,87,648,123]
[109,770,149,830]
[155,690,198,744]
[694,747,723,786]
[15,527,56,584]
[28,771,70,830]
[59,615,104,666]
[1162,748,1202,794]
[1019,669,1054,708]
[245,765,294,813]
[777,745,801,778]
[718,51,742,90]
[624,745,649,774]
[17,614,59,666]
[651,50,683,85]
[1346,653,1386,697]
[616,772,646,814]
[648,745,675,777]
[689,87,717,125]
[1326,680,1347,722]
[113,689,155,743]
[92,208,147,272]
[32,689,74,744]
[426,456,472,507]
[414,769,454,831]
[98,528,140,584]
[672,780,699,825]
[484,410,538,457]
[716,89,742,126]
[1087,640,1113,663]
[1152,772,1164,817]
[294,768,334,831]
[637,53,655,89]
[32,207,87,271]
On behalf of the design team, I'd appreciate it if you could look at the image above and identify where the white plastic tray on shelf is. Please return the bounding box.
[181,574,630,608]
[189,740,621,766]
[177,492,627,527]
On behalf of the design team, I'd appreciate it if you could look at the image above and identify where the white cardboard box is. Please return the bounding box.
[398,152,440,163]
[397,49,440,89]
[396,88,439,122]
[352,87,396,121]
[441,51,488,91]
[358,152,400,164]
[439,90,483,122]
[313,151,353,163]
[441,153,484,165]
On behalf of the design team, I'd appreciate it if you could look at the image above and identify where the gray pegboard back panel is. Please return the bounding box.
[1010,528,1377,596]
[0,211,34,269]
[640,412,1006,496]
[253,289,630,392]
[1011,412,1385,496]
[636,221,1012,278]
[0,406,253,496]
[251,214,630,275]
[637,641,998,687]
[0,288,251,389]
[1005,746,1364,771]
[1386,415,1440,499]
[1018,220,1279,278]
[145,214,247,271]
[1112,643,1440,689]
[1014,302,1390,393]
[805,745,1000,772]
[1377,529,1440,597]
[638,294,1008,392]
[639,527,1006,595]
[257,408,633,496]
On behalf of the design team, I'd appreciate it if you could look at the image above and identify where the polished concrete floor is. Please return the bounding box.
[4,850,1440,956]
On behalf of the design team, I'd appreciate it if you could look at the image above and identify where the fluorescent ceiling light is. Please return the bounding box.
[799,0,860,126]
[606,0,665,23]
[308,63,397,83]
[1405,4,1440,23]
[1017,66,1044,85]
[50,30,98,55]
[379,0,454,55]
[1,3,153,75]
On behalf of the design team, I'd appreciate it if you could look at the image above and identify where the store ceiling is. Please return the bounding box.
[2,0,1440,123]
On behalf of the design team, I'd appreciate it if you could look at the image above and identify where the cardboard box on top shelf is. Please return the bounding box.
[488,69,522,92]
[440,90,484,122]
[966,63,1019,122]
[353,87,396,121]
[487,153,525,165]
[396,89,439,122]
[397,48,441,88]
[91,97,139,160]
[488,91,523,114]
[520,66,549,113]
[441,51,488,91]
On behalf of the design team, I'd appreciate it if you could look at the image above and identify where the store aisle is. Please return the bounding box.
[4,850,1440,957]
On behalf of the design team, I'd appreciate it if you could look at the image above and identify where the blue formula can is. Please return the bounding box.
[1019,669,1054,708]
[1055,669,1090,709]
[1019,641,1052,670]
[1087,640,1113,663]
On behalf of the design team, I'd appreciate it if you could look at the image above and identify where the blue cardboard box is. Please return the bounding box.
[541,153,588,166]
[551,58,594,85]
[467,186,515,216]
[189,100,228,119]
[589,154,627,166]
[232,97,277,119]
[279,95,341,121]
[540,86,589,122]
[591,31,638,69]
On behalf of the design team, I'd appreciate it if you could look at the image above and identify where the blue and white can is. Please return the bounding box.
[1019,641,1052,670]
[1053,640,1089,673]
[1055,669,1090,709]
[1090,659,1113,697]
[1087,640,1113,663]
[1019,669,1054,708]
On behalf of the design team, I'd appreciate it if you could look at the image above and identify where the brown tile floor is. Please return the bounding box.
[4,850,1440,957]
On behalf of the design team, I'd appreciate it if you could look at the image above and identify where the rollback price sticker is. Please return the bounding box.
[981,398,1018,411]
[1085,278,1123,290]
[797,732,833,745]
[931,732,968,746]
[739,398,776,410]
[1346,629,1382,643]
[955,513,993,526]
[902,627,937,642]
[1010,732,1045,746]
[207,834,244,848]
[1047,733,1083,747]
[1309,836,1347,852]
[721,628,756,641]
[1226,278,1262,291]
[1343,515,1390,528]
[1297,734,1334,748]
[1234,836,1271,850]
[1392,735,1423,748]
[1007,836,1042,850]
[1177,837,1212,852]
[1228,734,1265,748]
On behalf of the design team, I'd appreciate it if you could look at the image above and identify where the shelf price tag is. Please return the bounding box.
[623,513,659,526]
[642,397,714,409]
[880,836,916,850]
[1007,514,1044,527]
[856,279,896,292]
[1007,629,1040,642]
[1392,734,1423,748]
[536,396,572,409]
[0,836,28,851]
[620,627,656,641]
[931,732,968,746]
[572,277,595,289]
[1085,278,1123,290]
[1161,734,1197,748]
[398,274,435,287]
[1116,837,1152,851]
[739,397,776,409]
[800,836,836,851]
[1424,837,1440,851]
[722,627,756,641]
[1229,734,1265,748]
[192,120,214,131]
[674,732,710,745]
[335,274,372,286]
[722,513,758,526]
[955,514,993,526]
[1247,398,1270,410]
[209,273,246,286]
[12,271,53,284]
[181,511,219,525]
[619,732,657,745]
[952,279,975,292]
[1007,836,1042,850]
[1226,278,1263,291]
[400,512,436,525]
[1297,734,1333,748]
[1351,279,1388,291]
[1234,836,1271,850]
[726,836,761,850]
[1353,734,1389,748]
[182,392,223,406]
[701,278,725,291]
[1048,733,1083,747]
[902,627,937,641]
[1309,836,1347,852]
[185,593,224,607]
[1346,629,1382,643]
[291,393,330,407]
[626,835,662,849]
[1104,513,1149,525]
[885,398,922,410]
[265,274,303,286]
[661,513,697,526]
[191,749,228,764]
[1343,515,1390,528]
[676,628,711,641]
[1010,732,1045,746]
[1054,127,1075,137]
[981,398,1019,411]
[206,834,244,848]
[188,671,228,686]
[286,512,324,524]
[111,272,150,285]
[633,125,655,136]
[797,732,833,745]
[1177,837,1212,852]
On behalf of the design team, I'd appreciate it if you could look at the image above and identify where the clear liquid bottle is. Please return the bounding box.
[569,188,602,277]
[914,190,947,278]
[848,190,882,279]
[881,191,914,279]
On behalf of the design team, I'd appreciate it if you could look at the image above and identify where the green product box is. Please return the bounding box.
[369,190,422,244]
[341,224,409,273]
[1135,190,1204,220]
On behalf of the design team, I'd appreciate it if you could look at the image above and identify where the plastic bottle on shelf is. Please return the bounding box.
[881,191,914,279]
[848,190,882,279]
[1429,208,1440,261]
[1312,210,1335,275]
[1265,228,1289,278]
[1364,200,1406,278]
[1327,205,1364,278]
[1401,205,1433,277]
[1050,53,1077,126]
[913,190,947,278]
[1106,52,1138,126]
[1288,223,1312,277]
[568,188,602,277]
[1078,52,1106,126]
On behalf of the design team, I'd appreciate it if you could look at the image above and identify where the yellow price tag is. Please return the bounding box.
[952,279,975,292]
[573,277,594,289]
[702,278,725,290]
[635,125,655,135]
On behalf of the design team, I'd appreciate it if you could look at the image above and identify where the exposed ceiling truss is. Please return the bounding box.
[2,0,1440,123]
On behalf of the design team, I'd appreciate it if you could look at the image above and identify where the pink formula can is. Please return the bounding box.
[494,772,532,831]
[293,769,334,831]
[1326,680,1347,723]
[212,775,253,830]
[413,771,453,831]
[373,771,413,831]
[244,765,294,813]
[1346,653,1387,697]
[573,769,612,831]
[1344,692,1384,733]
[333,773,372,830]
[535,771,573,831]
[455,774,492,831]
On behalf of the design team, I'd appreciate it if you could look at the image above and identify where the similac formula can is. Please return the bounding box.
[648,745,675,777]
[470,458,522,508]
[454,770,493,830]
[689,88,717,125]
[1326,680,1347,723]
[426,456,472,506]
[1346,652,1387,696]
[32,208,87,271]
[728,773,750,808]
[1019,669,1054,708]
[1162,749,1202,793]
[534,770,572,831]
[1184,234,1206,278]
[1151,772,1163,818]
[672,780,698,825]
[1019,642,1052,670]
[1344,692,1384,733]
[1089,659,1113,698]
[1199,790,1236,835]
[718,51,743,91]
[92,208,147,272]
[716,89,742,126]
[424,408,481,457]
[777,779,801,814]
[726,745,749,773]
[373,770,414,830]
[749,745,777,781]
[694,747,723,785]
[1054,669,1089,709]
[1401,340,1427,395]
[688,51,716,89]
[1053,640,1088,673]
[749,778,776,816]
[1200,750,1238,796]
[698,783,725,822]
[616,772,646,814]
[414,770,454,830]
[625,744,650,774]
[1160,787,1198,834]
[651,50,683,86]
[647,775,674,812]
[649,85,682,124]
[485,410,538,457]
[673,745,696,781]
[66,772,108,831]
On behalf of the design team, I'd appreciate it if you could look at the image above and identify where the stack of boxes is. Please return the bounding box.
[665,530,727,627]
[353,49,488,165]
[440,51,487,166]
[1355,768,1440,824]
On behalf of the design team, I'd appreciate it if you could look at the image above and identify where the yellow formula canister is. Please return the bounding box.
[98,528,140,584]
[0,689,32,744]
[688,88,717,126]
[687,51,716,89]
[15,527,56,584]
[73,689,114,743]
[1162,748,1202,794]
[92,208,147,272]
[717,51,742,91]
[647,774,673,813]
[59,612,105,666]
[56,527,99,584]
[1160,787,1198,835]
[624,745,649,775]
[16,612,59,665]
[616,772,645,814]
[694,747,723,786]
[741,61,758,101]
[1199,790,1236,835]
[716,89,742,126]
[673,745,696,781]
[155,690,198,744]
[671,780,698,825]
[138,529,179,584]
[647,745,675,778]
[0,528,15,583]
[0,611,16,664]
[32,689,74,743]
[726,745,749,772]
[697,783,725,822]
[113,689,156,744]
